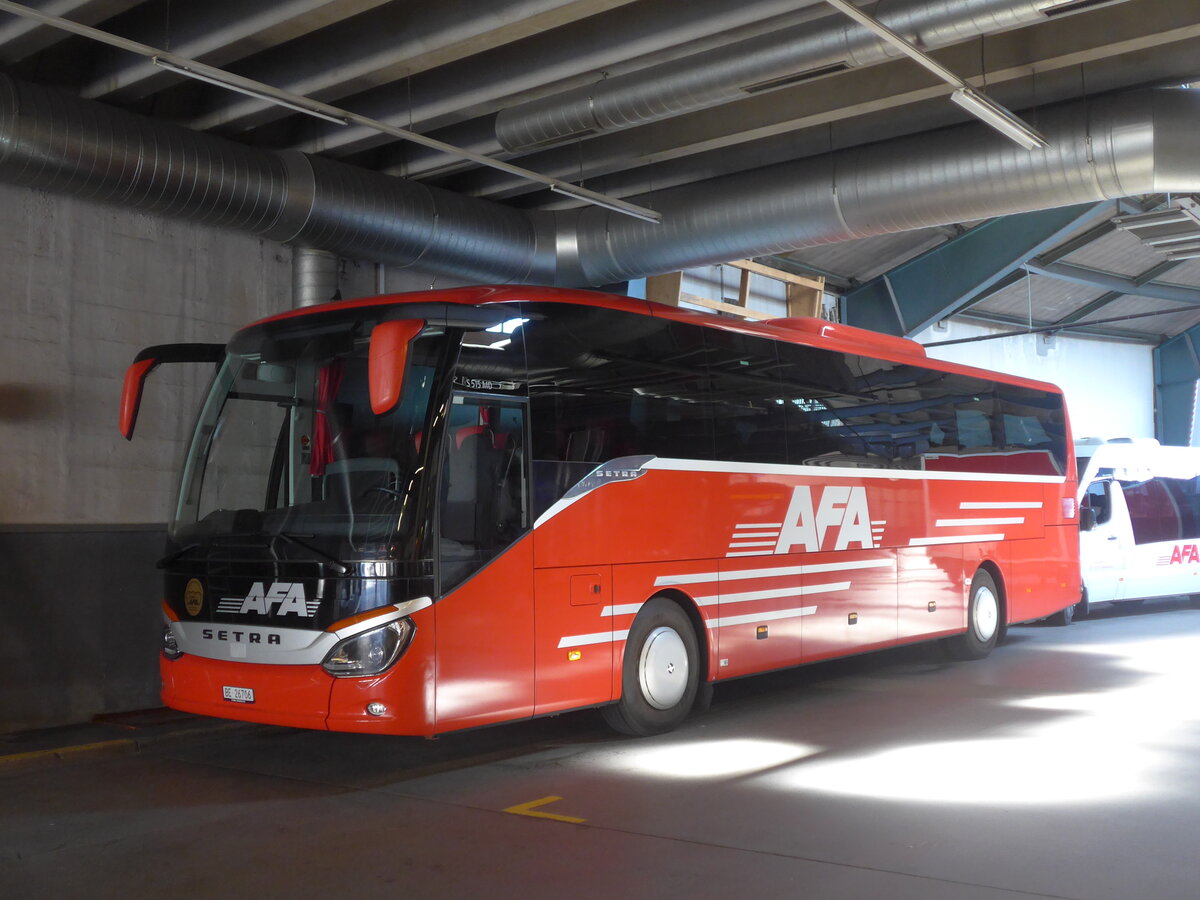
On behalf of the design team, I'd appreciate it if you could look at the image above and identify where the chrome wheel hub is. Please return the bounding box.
[973,585,999,642]
[639,626,688,710]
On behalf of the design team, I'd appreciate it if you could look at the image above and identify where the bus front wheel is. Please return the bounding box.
[943,569,1002,661]
[603,597,699,736]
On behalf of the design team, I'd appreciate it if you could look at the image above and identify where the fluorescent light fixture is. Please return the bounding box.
[820,1,1050,152]
[549,184,663,223]
[152,58,349,126]
[951,88,1049,151]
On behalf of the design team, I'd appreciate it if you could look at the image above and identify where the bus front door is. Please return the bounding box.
[433,393,535,730]
[1080,479,1128,603]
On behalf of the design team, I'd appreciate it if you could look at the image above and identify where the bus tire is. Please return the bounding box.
[943,569,1001,661]
[602,597,699,736]
[692,680,714,716]
[1075,589,1090,620]
[1048,601,1074,627]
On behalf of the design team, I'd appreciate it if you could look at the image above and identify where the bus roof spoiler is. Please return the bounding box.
[765,317,927,359]
[120,343,225,440]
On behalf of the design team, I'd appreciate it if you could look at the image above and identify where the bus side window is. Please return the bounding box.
[1122,478,1182,545]
[1082,480,1112,526]
[439,398,529,592]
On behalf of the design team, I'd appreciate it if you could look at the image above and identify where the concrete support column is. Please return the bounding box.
[293,248,340,307]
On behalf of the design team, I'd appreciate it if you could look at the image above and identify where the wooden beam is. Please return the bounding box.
[726,259,825,292]
[737,268,751,307]
[786,282,823,318]
[679,291,774,320]
[645,271,683,306]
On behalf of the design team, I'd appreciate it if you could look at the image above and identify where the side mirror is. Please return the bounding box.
[1079,506,1097,532]
[119,343,224,440]
[120,357,159,440]
[369,320,425,415]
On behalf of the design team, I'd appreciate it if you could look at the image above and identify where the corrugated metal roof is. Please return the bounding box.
[1074,295,1200,337]
[776,226,963,286]
[1061,228,1168,277]
[1160,258,1200,289]
[971,273,1103,324]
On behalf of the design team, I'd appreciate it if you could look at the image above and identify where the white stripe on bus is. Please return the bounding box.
[694,581,850,607]
[601,603,644,617]
[643,457,1064,484]
[557,629,630,649]
[909,533,1005,546]
[706,606,818,628]
[656,557,892,587]
[959,501,1043,509]
[935,517,1024,527]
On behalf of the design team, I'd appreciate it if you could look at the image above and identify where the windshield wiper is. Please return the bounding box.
[156,532,349,575]
[157,542,201,569]
[271,531,349,575]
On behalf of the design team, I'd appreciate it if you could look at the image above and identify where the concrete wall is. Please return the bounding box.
[0,183,471,733]
[913,320,1155,441]
[0,186,293,526]
[0,184,291,731]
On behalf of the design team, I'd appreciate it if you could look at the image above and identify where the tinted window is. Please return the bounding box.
[439,394,528,591]
[774,342,1066,475]
[454,312,529,398]
[524,304,714,515]
[1082,480,1112,525]
[703,328,788,464]
[1121,476,1200,545]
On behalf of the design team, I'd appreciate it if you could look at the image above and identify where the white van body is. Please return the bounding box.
[1076,438,1200,609]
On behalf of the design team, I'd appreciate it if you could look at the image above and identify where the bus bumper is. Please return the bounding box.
[161,648,436,735]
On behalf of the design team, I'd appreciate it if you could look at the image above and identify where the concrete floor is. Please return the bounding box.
[5,597,1200,899]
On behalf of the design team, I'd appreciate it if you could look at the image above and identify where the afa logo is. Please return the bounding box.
[216,582,321,617]
[1169,544,1200,565]
[776,485,874,554]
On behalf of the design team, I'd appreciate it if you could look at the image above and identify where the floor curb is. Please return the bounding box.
[0,719,262,774]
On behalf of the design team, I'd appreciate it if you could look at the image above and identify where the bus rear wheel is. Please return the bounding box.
[602,597,700,736]
[943,569,1001,661]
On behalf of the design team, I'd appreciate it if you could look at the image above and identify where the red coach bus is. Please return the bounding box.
[121,286,1080,736]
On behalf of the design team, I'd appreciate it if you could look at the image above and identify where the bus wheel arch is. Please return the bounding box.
[603,593,705,735]
[943,565,1005,661]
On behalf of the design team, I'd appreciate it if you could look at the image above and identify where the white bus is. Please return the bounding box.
[1076,438,1200,619]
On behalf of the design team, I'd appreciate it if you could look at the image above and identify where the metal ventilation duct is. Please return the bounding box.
[492,0,1104,153]
[557,88,1200,285]
[0,75,546,284]
[0,73,1196,289]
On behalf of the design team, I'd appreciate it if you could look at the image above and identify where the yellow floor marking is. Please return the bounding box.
[503,795,586,824]
[0,739,134,768]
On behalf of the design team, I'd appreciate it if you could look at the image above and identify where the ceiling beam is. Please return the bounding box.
[185,0,644,133]
[0,0,140,63]
[842,203,1113,337]
[0,0,662,223]
[80,0,390,103]
[1052,259,1190,325]
[429,0,1200,200]
[1024,259,1200,306]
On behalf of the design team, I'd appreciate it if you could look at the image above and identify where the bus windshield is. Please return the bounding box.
[170,312,447,560]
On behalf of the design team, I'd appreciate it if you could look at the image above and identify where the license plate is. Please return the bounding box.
[222,685,255,704]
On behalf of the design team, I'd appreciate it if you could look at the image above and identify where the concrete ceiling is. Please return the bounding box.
[1,0,1199,341]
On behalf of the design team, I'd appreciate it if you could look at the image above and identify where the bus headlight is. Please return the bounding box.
[322,620,413,677]
[162,625,183,660]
